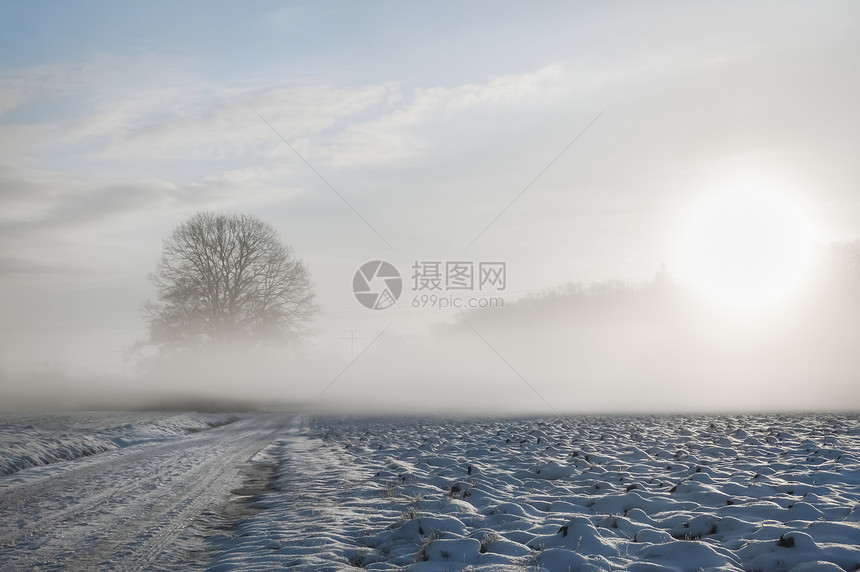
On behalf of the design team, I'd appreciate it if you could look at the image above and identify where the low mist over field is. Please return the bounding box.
[5,244,860,414]
[2,2,860,413]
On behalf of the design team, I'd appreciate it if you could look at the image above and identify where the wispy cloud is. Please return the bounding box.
[1,59,569,174]
[326,65,566,168]
[0,64,86,119]
[0,255,83,277]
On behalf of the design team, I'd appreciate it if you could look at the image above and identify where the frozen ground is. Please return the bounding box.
[3,413,859,571]
[0,412,290,571]
[213,414,860,572]
[0,411,240,477]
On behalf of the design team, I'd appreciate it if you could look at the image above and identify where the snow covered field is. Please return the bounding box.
[3,412,859,570]
[213,415,860,572]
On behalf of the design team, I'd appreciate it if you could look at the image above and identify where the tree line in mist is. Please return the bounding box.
[455,241,860,331]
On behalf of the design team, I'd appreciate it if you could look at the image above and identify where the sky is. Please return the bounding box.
[1,1,860,412]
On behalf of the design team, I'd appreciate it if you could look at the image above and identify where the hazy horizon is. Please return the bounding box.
[2,2,860,413]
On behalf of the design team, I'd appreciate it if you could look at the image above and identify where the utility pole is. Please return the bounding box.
[341,330,363,362]
[115,345,129,378]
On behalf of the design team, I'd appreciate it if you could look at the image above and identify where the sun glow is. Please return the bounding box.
[683,187,813,311]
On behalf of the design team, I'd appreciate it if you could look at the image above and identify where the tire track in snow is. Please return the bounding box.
[118,428,283,572]
[0,439,218,550]
[0,414,291,571]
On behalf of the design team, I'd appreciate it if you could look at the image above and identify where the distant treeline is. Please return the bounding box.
[457,240,860,329]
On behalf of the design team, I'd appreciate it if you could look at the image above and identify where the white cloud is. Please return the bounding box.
[0,76,33,119]
[326,64,567,168]
[0,64,86,119]
[43,82,402,170]
[2,61,570,176]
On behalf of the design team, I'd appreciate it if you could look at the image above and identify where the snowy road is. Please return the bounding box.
[0,413,291,571]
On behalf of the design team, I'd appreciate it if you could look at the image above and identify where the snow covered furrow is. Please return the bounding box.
[215,414,860,571]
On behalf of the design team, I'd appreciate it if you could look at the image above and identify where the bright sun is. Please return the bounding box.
[683,188,813,311]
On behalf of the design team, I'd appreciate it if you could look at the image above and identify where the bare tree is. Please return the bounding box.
[143,212,316,349]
